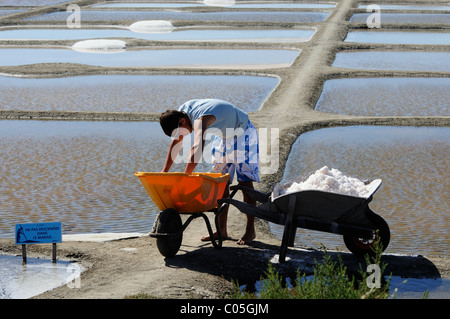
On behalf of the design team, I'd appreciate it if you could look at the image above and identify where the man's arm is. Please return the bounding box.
[161,134,184,172]
[185,115,215,175]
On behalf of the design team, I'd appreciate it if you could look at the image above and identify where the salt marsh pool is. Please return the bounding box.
[25,10,330,23]
[0,47,300,69]
[315,77,450,117]
[350,13,450,25]
[273,126,449,257]
[0,120,213,238]
[345,30,450,45]
[332,51,450,72]
[0,74,278,113]
[0,27,315,43]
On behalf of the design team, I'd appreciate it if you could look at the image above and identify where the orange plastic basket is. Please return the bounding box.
[135,172,230,213]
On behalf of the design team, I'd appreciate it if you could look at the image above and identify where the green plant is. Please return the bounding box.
[232,239,391,299]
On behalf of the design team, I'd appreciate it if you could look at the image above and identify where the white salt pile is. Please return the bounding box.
[71,40,126,53]
[278,166,381,198]
[129,20,174,34]
[203,0,236,7]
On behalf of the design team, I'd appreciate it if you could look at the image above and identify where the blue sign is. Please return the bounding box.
[15,222,62,245]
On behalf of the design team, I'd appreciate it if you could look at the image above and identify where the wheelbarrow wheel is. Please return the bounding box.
[343,213,390,257]
[154,208,183,257]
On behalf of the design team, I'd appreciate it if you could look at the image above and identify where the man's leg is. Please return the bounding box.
[201,183,230,241]
[236,180,256,245]
[202,136,233,241]
[235,120,259,245]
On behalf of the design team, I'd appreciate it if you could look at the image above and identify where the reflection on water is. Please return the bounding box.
[0,121,212,238]
[345,30,450,45]
[333,51,450,72]
[315,77,450,117]
[25,10,329,23]
[0,27,315,43]
[272,126,449,257]
[350,13,450,25]
[0,48,300,69]
[0,74,278,113]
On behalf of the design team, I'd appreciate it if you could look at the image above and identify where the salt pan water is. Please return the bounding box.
[357,4,450,11]
[0,74,278,113]
[315,77,450,117]
[350,13,450,25]
[91,2,337,9]
[0,27,315,43]
[345,30,450,45]
[0,0,66,5]
[333,51,450,72]
[25,10,329,23]
[0,47,300,69]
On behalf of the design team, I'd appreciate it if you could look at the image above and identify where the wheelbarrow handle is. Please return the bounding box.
[229,184,270,204]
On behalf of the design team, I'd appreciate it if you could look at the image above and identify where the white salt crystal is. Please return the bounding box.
[129,20,174,34]
[71,39,126,53]
[280,166,380,198]
[203,0,236,7]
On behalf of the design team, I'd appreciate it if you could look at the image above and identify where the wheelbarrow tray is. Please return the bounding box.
[219,179,390,261]
[135,172,229,212]
[270,180,383,229]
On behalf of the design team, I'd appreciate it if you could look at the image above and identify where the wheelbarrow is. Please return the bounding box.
[135,172,232,257]
[218,179,390,262]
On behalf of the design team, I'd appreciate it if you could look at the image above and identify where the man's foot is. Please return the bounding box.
[201,231,229,242]
[237,232,255,245]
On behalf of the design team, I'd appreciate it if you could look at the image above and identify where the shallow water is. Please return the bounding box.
[0,47,300,69]
[315,77,450,117]
[0,74,278,113]
[333,51,450,72]
[350,13,450,25]
[345,30,450,45]
[0,27,315,43]
[0,255,81,299]
[0,121,213,238]
[25,10,330,23]
[271,126,450,257]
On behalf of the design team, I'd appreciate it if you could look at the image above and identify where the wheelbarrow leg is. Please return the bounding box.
[198,212,223,249]
[280,195,296,263]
